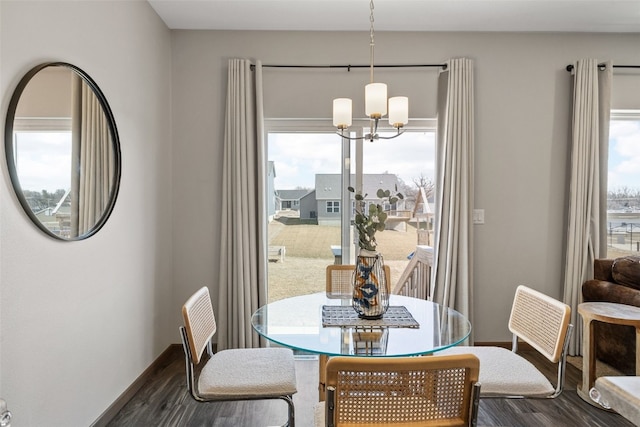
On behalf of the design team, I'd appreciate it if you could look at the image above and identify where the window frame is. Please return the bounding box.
[326,200,340,213]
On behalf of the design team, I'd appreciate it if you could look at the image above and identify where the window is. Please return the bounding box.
[606,110,640,258]
[13,131,72,194]
[327,201,340,213]
[11,120,73,237]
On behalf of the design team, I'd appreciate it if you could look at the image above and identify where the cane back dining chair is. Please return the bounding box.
[325,264,391,298]
[179,286,297,426]
[314,354,481,427]
[438,285,573,399]
[318,264,393,400]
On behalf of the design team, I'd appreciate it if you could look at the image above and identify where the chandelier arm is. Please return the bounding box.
[335,126,403,142]
[335,132,368,141]
[376,129,405,140]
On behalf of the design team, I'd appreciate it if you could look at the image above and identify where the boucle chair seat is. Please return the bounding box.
[199,347,297,399]
[437,346,554,396]
[438,285,573,399]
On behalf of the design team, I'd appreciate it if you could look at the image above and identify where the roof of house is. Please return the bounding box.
[315,174,400,201]
[413,187,434,216]
[276,189,312,200]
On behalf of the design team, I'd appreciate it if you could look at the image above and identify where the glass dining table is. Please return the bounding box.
[251,292,472,399]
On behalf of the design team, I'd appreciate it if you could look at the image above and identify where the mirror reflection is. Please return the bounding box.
[5,63,121,240]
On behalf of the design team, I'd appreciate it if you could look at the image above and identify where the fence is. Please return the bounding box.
[607,221,640,253]
[392,245,433,299]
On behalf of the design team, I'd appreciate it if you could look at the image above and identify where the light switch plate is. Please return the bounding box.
[473,209,485,224]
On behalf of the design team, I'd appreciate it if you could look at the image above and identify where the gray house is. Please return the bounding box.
[276,189,312,211]
[299,190,317,219]
[303,173,403,226]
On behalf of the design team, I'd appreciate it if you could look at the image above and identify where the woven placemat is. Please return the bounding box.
[322,305,419,328]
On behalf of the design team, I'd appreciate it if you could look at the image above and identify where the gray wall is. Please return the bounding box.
[15,67,72,118]
[0,1,172,425]
[317,200,342,226]
[171,30,640,345]
[1,2,639,425]
[300,191,317,220]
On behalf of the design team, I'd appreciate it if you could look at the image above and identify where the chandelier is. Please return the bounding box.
[333,0,408,142]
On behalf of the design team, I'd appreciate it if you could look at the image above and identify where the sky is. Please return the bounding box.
[608,120,640,191]
[12,120,640,195]
[14,131,71,192]
[270,120,640,194]
[268,131,436,190]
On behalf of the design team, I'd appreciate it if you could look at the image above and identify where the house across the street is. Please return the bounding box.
[275,189,312,211]
[296,173,404,226]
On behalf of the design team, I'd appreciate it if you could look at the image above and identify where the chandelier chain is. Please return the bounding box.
[369,0,375,83]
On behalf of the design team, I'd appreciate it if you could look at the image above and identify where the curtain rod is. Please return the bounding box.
[565,64,640,72]
[251,63,447,71]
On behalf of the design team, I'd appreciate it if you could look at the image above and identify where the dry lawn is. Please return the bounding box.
[267,217,421,302]
[267,216,636,302]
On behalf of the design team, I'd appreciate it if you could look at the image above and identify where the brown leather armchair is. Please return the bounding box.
[582,257,640,375]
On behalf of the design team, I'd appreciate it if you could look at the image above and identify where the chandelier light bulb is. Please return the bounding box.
[365,83,387,118]
[333,98,353,129]
[388,96,408,128]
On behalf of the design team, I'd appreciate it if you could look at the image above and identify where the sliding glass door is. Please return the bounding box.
[266,123,347,302]
[266,120,435,302]
[359,127,436,291]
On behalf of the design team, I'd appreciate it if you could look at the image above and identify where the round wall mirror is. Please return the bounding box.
[4,62,121,240]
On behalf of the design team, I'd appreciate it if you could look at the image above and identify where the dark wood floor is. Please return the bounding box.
[106,347,635,427]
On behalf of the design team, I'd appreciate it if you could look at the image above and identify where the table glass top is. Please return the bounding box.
[251,292,471,357]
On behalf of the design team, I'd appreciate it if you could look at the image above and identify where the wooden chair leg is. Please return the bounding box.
[318,354,328,401]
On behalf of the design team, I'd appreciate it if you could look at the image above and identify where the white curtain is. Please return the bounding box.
[432,58,475,343]
[563,59,612,356]
[217,59,267,350]
[71,75,114,237]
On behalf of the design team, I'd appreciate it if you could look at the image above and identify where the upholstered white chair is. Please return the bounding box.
[314,354,481,427]
[179,286,297,426]
[438,285,573,399]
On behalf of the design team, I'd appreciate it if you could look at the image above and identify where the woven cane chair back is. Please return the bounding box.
[326,264,391,298]
[508,285,571,363]
[324,354,481,426]
[182,286,217,365]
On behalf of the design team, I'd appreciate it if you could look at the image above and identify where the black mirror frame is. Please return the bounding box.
[4,62,122,241]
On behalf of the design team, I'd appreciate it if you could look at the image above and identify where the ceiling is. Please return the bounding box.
[148,0,640,33]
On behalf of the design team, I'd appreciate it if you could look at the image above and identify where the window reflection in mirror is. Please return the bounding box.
[5,62,121,240]
[13,131,73,237]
